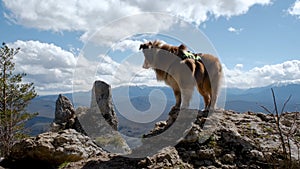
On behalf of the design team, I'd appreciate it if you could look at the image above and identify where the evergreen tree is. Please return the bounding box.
[0,43,37,158]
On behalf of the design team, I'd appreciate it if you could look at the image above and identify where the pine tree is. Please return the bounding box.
[0,43,38,158]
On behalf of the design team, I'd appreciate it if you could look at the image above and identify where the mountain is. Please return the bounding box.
[226,84,300,113]
[112,86,175,136]
[25,116,52,136]
[25,84,300,136]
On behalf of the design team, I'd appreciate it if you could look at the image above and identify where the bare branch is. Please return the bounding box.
[271,88,279,120]
[280,94,292,114]
[260,105,273,114]
[270,88,288,159]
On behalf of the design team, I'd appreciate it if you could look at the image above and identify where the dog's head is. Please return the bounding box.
[139,41,155,69]
[139,41,185,69]
[139,41,152,50]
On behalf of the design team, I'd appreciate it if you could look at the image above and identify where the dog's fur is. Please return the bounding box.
[139,40,222,111]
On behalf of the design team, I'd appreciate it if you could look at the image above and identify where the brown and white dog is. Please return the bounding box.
[139,40,222,111]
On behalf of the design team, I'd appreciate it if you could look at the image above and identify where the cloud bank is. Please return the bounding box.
[9,40,161,95]
[224,60,300,89]
[3,0,272,29]
[4,1,300,95]
[8,40,77,95]
[8,40,300,95]
[3,0,272,46]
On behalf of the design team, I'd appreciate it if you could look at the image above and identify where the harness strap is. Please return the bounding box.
[181,51,202,61]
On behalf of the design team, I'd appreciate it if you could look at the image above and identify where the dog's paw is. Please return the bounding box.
[171,106,180,111]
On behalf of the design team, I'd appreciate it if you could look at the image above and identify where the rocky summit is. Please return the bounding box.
[1,80,300,169]
[3,110,299,169]
[60,110,300,169]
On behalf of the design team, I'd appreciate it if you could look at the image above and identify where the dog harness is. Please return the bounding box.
[181,51,202,61]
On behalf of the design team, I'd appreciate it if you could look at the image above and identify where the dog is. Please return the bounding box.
[139,40,222,111]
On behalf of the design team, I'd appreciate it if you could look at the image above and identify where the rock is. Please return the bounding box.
[221,153,235,164]
[256,112,275,123]
[62,147,192,169]
[250,150,264,161]
[51,81,129,155]
[51,94,86,135]
[51,80,118,134]
[8,129,108,166]
[77,80,130,154]
[175,110,300,169]
[54,94,75,124]
[1,80,131,169]
[3,78,300,169]
[91,81,118,130]
[198,149,215,160]
[139,146,193,169]
[143,108,200,138]
[48,110,300,169]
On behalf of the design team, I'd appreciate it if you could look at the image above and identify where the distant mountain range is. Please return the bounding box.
[226,84,300,113]
[25,83,300,136]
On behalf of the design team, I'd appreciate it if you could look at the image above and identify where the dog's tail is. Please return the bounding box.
[200,54,223,109]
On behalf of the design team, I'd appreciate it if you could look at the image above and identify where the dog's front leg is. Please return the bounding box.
[170,88,181,111]
[181,88,194,109]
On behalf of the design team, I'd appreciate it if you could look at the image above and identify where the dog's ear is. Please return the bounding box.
[139,44,148,50]
[139,41,153,50]
[178,44,187,51]
[139,44,144,50]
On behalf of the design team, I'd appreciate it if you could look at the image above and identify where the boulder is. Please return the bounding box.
[51,94,85,135]
[50,81,128,154]
[76,80,130,154]
[91,81,118,130]
[138,146,193,169]
[62,146,192,169]
[8,129,107,166]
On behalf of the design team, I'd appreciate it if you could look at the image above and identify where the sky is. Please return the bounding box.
[1,0,300,95]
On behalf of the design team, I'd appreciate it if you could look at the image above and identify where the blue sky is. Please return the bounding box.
[1,0,300,95]
[203,0,300,69]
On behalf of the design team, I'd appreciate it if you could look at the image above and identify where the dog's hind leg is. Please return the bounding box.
[196,81,211,111]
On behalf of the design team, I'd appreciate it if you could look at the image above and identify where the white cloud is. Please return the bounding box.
[3,0,272,47]
[80,57,300,92]
[3,0,140,32]
[224,60,300,89]
[167,0,271,24]
[79,13,175,46]
[234,64,244,70]
[11,40,76,68]
[228,26,243,34]
[3,0,282,94]
[288,0,300,17]
[108,60,162,88]
[6,40,160,95]
[8,40,77,95]
[3,0,272,30]
[73,51,162,92]
[112,40,143,52]
[7,40,300,94]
